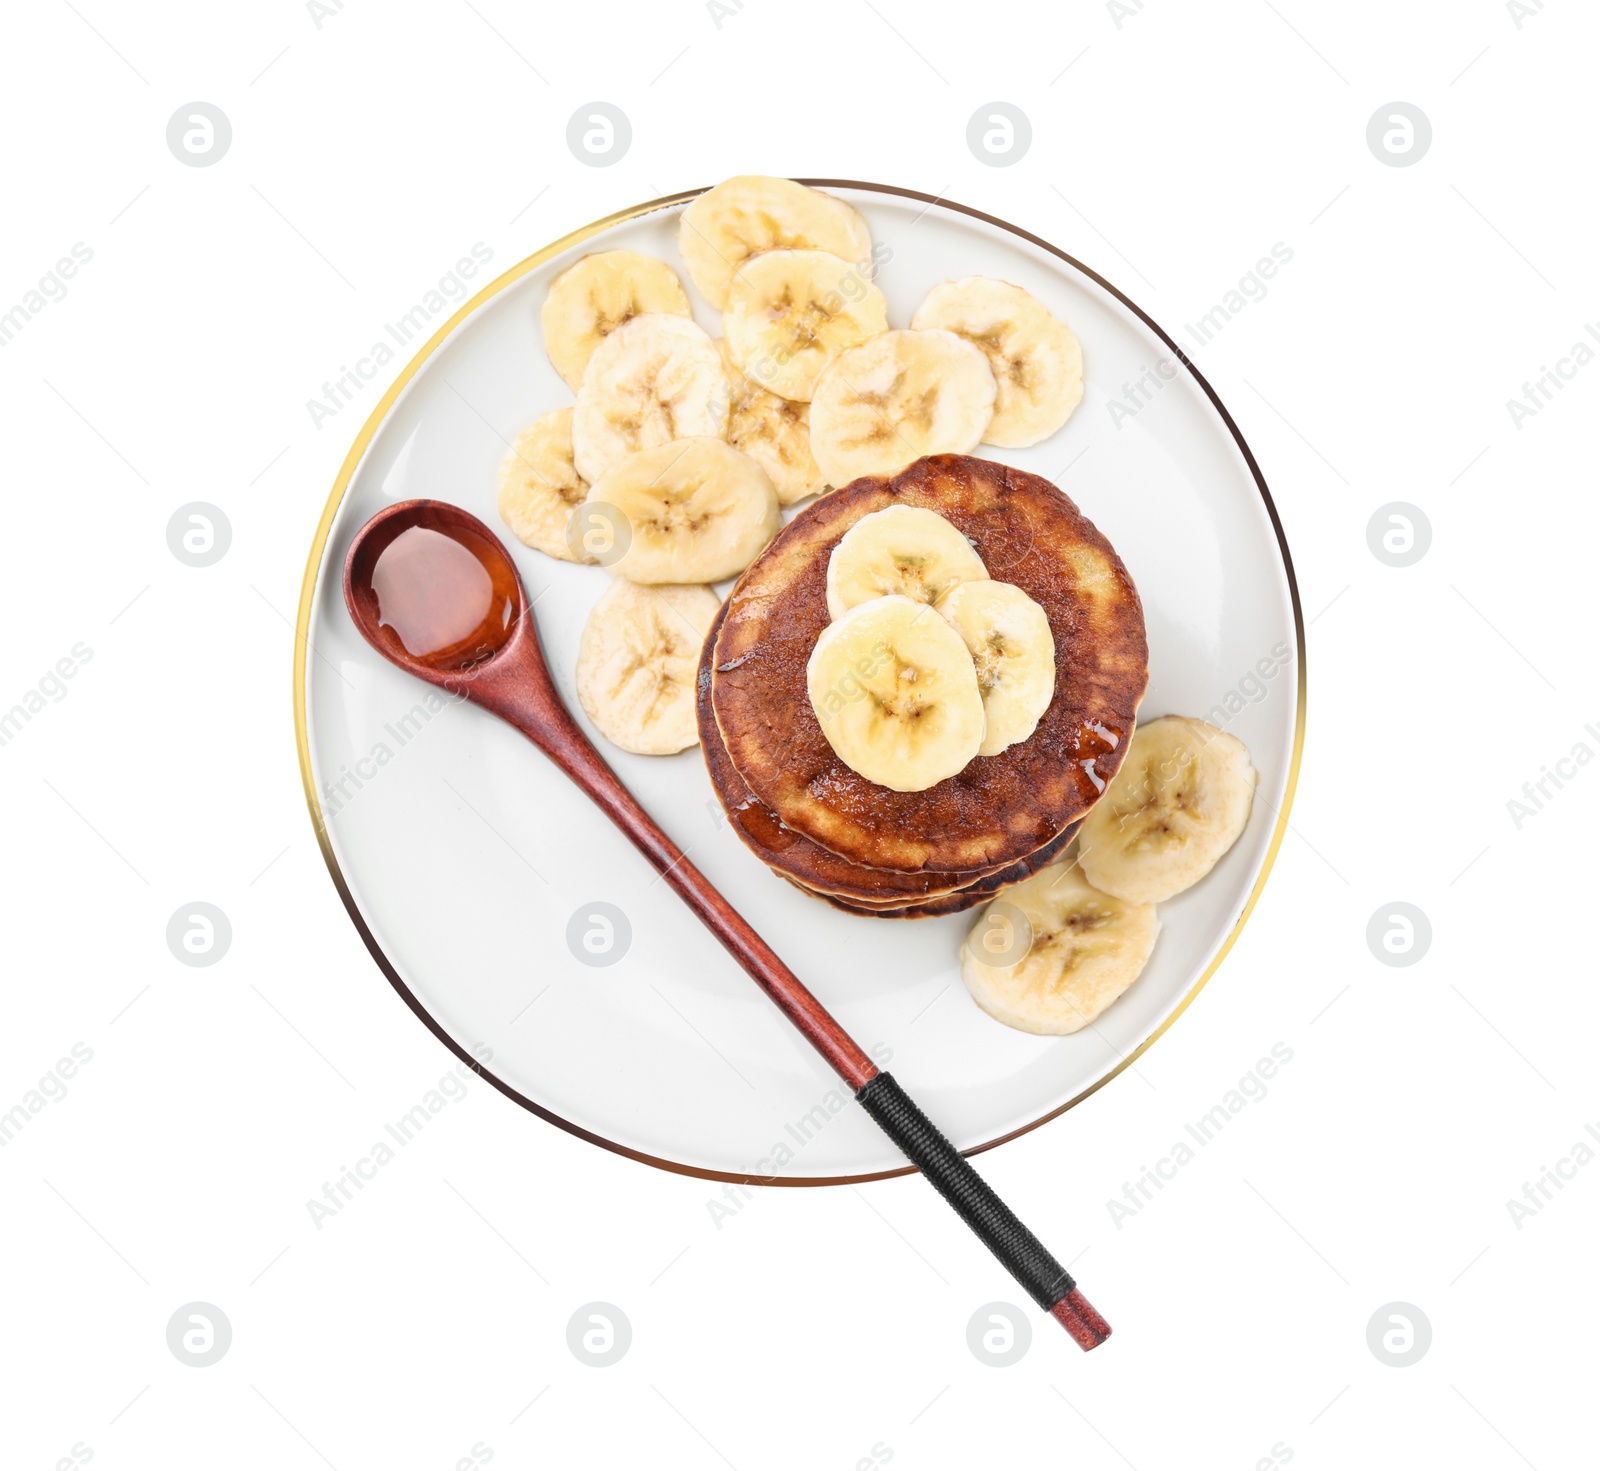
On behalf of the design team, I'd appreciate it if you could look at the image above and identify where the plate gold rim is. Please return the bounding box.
[292,180,1308,1187]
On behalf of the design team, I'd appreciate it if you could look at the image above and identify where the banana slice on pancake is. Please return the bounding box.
[571,314,729,484]
[584,438,779,585]
[496,408,590,562]
[723,249,888,402]
[678,174,872,310]
[806,594,985,792]
[542,250,693,391]
[911,277,1084,448]
[1077,716,1257,903]
[718,341,826,504]
[825,504,988,620]
[576,579,721,755]
[936,580,1055,756]
[808,330,997,486]
[960,860,1158,1034]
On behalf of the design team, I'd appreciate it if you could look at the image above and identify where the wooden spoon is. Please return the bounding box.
[342,498,1110,1349]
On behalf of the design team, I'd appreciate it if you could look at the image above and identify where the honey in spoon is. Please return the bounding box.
[369,524,519,671]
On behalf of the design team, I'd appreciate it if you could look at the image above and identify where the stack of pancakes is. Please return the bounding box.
[697,455,1149,918]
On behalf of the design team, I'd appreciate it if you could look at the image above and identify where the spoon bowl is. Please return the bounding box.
[344,499,529,686]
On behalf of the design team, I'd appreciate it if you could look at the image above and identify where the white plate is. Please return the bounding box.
[295,182,1303,1183]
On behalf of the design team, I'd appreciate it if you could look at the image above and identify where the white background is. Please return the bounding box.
[2,0,1595,1466]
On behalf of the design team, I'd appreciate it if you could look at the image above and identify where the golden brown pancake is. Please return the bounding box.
[802,824,1080,916]
[711,455,1148,873]
[698,600,1079,911]
[798,880,1018,919]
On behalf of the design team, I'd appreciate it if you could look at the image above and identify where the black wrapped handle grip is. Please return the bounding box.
[855,1072,1109,1347]
[857,1072,1073,1307]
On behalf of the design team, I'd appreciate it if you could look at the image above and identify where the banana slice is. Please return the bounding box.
[496,408,590,562]
[911,277,1084,448]
[678,175,873,311]
[1077,716,1257,903]
[571,314,729,484]
[936,580,1055,756]
[825,504,988,620]
[723,249,888,402]
[718,341,826,504]
[541,250,693,391]
[960,860,1158,1035]
[576,579,721,755]
[806,594,985,792]
[809,330,997,487]
[584,437,779,585]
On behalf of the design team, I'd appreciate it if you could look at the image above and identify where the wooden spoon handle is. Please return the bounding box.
[542,714,1107,1344]
[469,656,877,1089]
